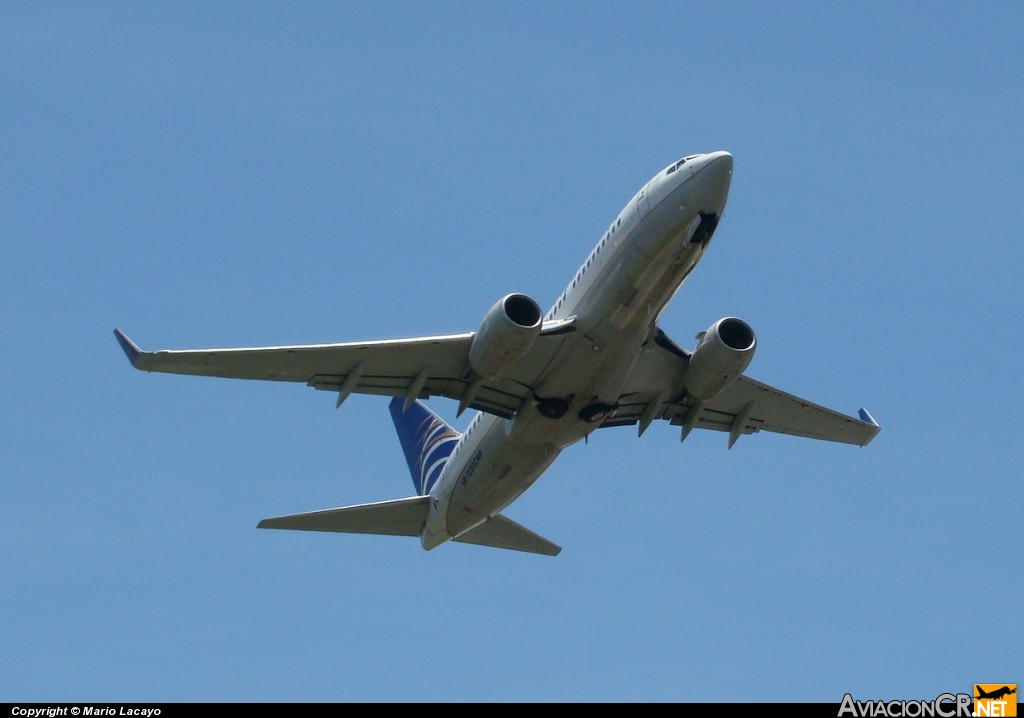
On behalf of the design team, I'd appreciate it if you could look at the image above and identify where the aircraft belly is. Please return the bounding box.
[607,244,701,332]
[445,438,559,537]
[538,344,632,401]
[572,229,703,338]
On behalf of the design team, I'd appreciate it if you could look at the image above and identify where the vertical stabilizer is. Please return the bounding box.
[388,398,461,495]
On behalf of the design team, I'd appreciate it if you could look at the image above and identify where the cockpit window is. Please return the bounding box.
[666,157,691,175]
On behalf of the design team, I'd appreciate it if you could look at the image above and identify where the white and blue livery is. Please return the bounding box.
[114,151,879,556]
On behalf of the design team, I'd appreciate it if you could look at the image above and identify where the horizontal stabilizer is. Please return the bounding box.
[258,496,429,536]
[454,514,561,556]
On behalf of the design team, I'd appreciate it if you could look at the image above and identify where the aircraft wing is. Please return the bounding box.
[113,327,560,419]
[604,328,880,447]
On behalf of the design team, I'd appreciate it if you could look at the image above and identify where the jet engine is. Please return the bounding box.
[468,293,543,378]
[682,317,757,400]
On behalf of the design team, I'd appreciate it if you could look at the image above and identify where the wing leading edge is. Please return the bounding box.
[605,328,880,447]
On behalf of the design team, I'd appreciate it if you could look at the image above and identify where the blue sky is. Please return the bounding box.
[3,2,1022,702]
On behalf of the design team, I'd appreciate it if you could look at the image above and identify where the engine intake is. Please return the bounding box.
[682,317,756,401]
[468,293,543,379]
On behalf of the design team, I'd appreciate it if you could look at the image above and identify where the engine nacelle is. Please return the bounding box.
[468,293,543,378]
[682,317,757,401]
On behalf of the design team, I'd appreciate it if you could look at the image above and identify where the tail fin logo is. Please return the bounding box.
[389,398,460,495]
[975,685,1017,717]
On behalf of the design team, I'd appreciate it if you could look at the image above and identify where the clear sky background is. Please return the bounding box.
[3,2,1021,702]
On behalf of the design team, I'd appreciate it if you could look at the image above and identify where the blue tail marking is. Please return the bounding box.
[389,398,461,495]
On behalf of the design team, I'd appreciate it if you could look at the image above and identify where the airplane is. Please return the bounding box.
[114,150,880,557]
[976,686,1017,701]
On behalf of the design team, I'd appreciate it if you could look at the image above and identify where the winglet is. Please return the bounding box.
[113,328,143,367]
[858,407,878,426]
[857,407,881,446]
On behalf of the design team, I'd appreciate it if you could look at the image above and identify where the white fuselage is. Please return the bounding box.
[421,151,734,549]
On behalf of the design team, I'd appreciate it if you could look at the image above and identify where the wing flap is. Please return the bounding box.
[257,496,430,536]
[306,372,525,419]
[454,514,561,556]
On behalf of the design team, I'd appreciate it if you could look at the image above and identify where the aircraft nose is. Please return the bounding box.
[690,151,733,181]
[689,150,732,213]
